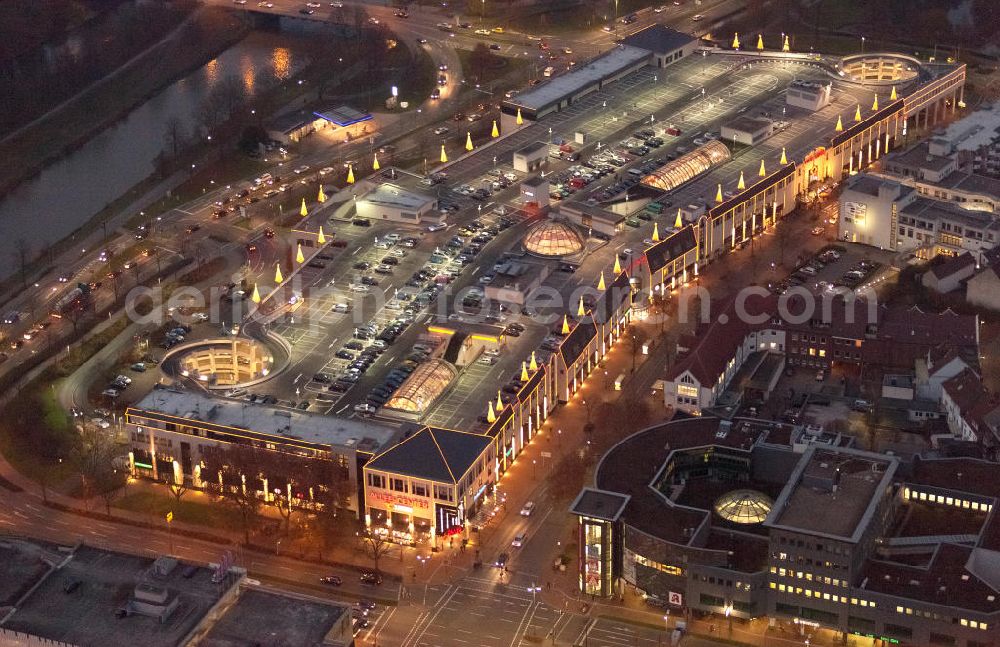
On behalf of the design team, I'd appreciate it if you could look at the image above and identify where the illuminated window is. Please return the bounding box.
[677,384,699,398]
[819,349,826,358]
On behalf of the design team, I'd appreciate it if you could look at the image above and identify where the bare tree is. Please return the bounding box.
[72,427,128,516]
[310,458,353,558]
[163,116,187,159]
[13,238,31,288]
[359,528,393,574]
[202,444,266,544]
[627,327,646,373]
[168,481,189,502]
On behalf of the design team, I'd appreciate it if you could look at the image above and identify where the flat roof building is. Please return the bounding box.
[572,416,1000,646]
[126,388,402,514]
[355,183,440,225]
[721,116,774,146]
[500,46,652,130]
[619,24,698,68]
[786,79,833,112]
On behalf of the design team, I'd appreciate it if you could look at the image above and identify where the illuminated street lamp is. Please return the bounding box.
[317,227,327,245]
[373,153,380,171]
[346,164,355,184]
[492,120,499,138]
[835,115,844,132]
[732,32,740,50]
[561,314,571,335]
[466,132,474,152]
[516,108,523,125]
[577,296,586,317]
[300,198,308,217]
[782,34,790,52]
[715,183,723,203]
[597,271,606,291]
[251,284,261,304]
[487,400,496,423]
[759,159,766,177]
[756,34,764,51]
[890,86,897,101]
[440,144,448,163]
[296,244,305,264]
[530,351,538,372]
[613,255,622,275]
[780,147,788,165]
[652,222,660,242]
[674,209,683,228]
[274,264,284,284]
[737,171,746,191]
[854,104,862,122]
[317,186,326,203]
[872,94,879,111]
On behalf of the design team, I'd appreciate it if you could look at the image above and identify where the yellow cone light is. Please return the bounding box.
[872,94,879,111]
[577,296,586,317]
[854,104,862,122]
[346,164,355,184]
[598,271,606,291]
[466,132,474,152]
[561,314,570,335]
[274,264,283,284]
[530,351,538,372]
[521,361,529,381]
[300,198,308,217]
[496,390,503,411]
[835,115,844,132]
[737,171,746,190]
[782,34,790,52]
[674,209,683,228]
[317,226,326,245]
[516,108,523,125]
[756,34,764,50]
[373,153,380,171]
[732,32,740,49]
[317,186,327,203]
[890,86,897,101]
[715,183,723,203]
[487,400,496,423]
[652,222,660,242]
[251,283,260,303]
[613,255,622,275]
[491,120,499,138]
[759,159,766,177]
[440,144,448,163]
[780,147,788,165]
[296,243,305,264]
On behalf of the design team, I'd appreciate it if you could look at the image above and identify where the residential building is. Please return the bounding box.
[922,252,977,293]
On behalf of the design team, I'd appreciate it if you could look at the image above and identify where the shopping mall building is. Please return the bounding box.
[572,416,999,646]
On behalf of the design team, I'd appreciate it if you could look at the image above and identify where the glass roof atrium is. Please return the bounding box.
[713,489,773,524]
[524,220,585,257]
[385,359,457,414]
[641,140,731,192]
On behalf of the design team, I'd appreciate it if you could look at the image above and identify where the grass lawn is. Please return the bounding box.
[0,375,78,484]
[458,49,530,87]
[114,489,243,531]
